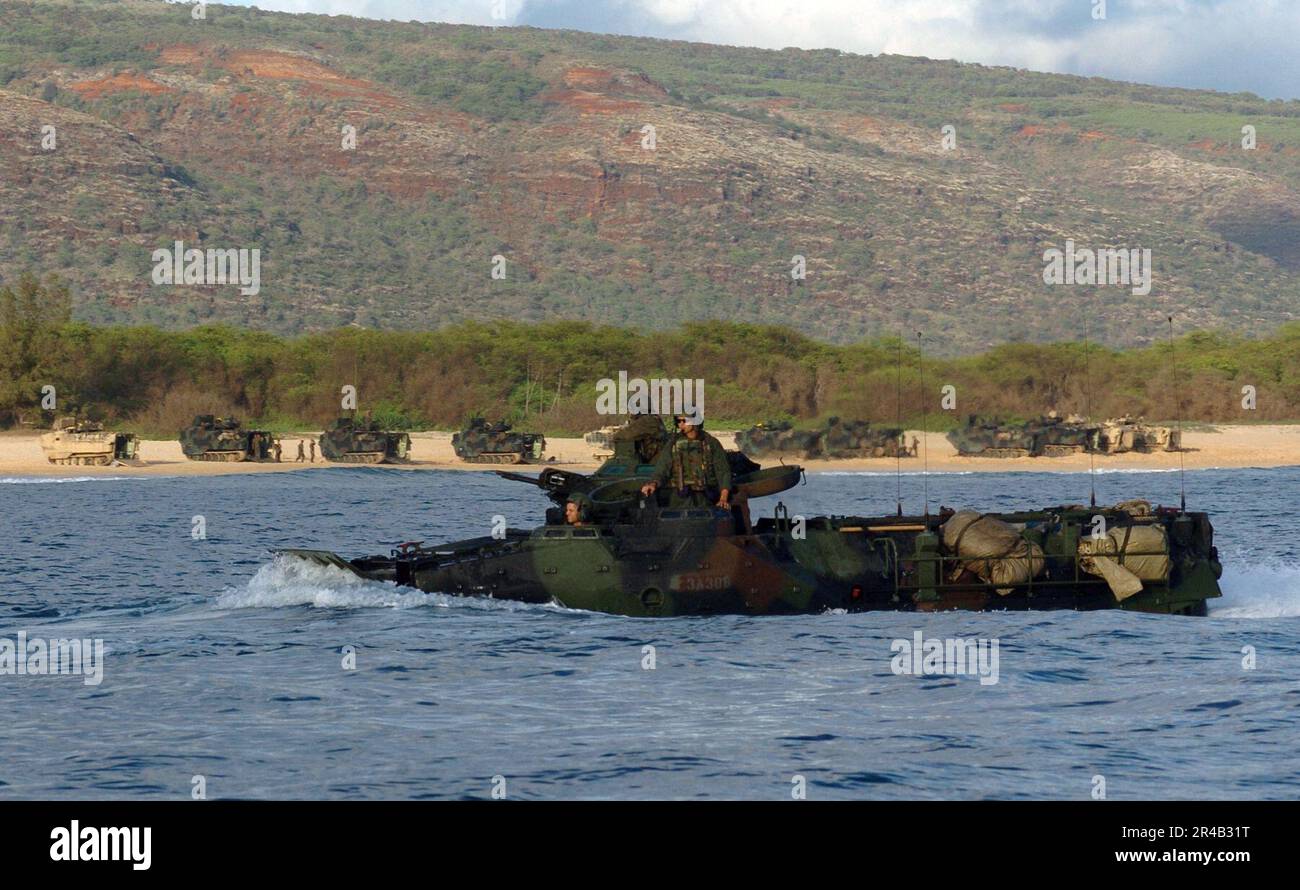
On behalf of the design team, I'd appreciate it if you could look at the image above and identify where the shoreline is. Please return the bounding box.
[2,426,1298,479]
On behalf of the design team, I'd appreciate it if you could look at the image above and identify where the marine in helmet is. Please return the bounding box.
[564,493,593,527]
[640,414,731,509]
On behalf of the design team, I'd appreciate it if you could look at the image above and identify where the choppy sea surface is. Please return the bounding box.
[2,466,1298,800]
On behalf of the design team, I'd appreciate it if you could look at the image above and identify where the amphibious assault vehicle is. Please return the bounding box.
[179,415,277,462]
[818,418,909,459]
[947,414,1097,458]
[452,418,546,464]
[735,418,911,459]
[583,424,623,460]
[734,421,821,458]
[319,416,410,464]
[281,435,1223,617]
[40,418,139,466]
[1096,417,1182,453]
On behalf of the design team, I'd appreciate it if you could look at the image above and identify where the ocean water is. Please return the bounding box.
[1,466,1298,800]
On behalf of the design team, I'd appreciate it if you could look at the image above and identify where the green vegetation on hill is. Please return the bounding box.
[3,274,1296,438]
[1,0,1299,351]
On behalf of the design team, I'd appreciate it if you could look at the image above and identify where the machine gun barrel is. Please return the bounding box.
[495,470,546,487]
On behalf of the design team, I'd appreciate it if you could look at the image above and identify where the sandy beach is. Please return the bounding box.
[2,425,1298,478]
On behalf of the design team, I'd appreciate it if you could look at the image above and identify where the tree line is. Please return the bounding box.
[2,274,1296,437]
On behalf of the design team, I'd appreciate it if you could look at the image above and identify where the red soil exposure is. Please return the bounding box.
[160,45,202,65]
[565,66,668,97]
[996,103,1029,113]
[1080,130,1109,141]
[69,73,173,99]
[162,44,368,87]
[841,115,885,135]
[228,91,257,112]
[224,49,359,84]
[161,43,401,107]
[563,67,618,89]
[619,129,648,149]
[1014,123,1072,138]
[541,88,643,114]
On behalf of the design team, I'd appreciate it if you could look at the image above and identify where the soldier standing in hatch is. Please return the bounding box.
[640,414,731,509]
[613,411,669,464]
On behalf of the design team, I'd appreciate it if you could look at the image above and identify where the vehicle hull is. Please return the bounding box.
[283,504,1222,618]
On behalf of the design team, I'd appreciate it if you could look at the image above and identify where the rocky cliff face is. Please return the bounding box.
[2,0,1298,350]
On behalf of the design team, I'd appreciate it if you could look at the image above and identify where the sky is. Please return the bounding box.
[216,0,1300,101]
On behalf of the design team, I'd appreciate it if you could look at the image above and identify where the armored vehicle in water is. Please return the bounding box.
[40,417,138,465]
[947,414,1098,458]
[319,416,410,464]
[282,435,1223,617]
[452,418,546,465]
[179,415,277,462]
[1096,416,1182,453]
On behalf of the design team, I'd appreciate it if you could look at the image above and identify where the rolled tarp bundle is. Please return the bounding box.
[940,511,1045,594]
[1077,524,1171,601]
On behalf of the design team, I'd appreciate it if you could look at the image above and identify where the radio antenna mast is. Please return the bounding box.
[917,330,929,519]
[1084,312,1096,508]
[1168,315,1186,512]
[896,332,904,517]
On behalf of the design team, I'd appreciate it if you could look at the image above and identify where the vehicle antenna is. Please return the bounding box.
[1168,315,1186,512]
[917,330,929,519]
[1084,312,1096,508]
[896,332,903,517]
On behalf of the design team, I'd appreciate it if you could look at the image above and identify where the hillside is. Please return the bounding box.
[2,0,1300,351]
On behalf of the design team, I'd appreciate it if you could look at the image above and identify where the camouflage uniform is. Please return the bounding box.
[651,430,732,508]
[612,413,669,464]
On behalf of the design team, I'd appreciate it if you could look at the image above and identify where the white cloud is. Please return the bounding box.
[218,0,1300,98]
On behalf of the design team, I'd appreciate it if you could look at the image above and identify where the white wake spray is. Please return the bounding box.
[1210,561,1300,618]
[215,554,435,610]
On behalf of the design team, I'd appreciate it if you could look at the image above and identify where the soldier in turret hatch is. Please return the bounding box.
[640,414,731,509]
[612,411,668,464]
[564,493,593,527]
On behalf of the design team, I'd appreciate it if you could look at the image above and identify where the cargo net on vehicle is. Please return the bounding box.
[940,505,1171,600]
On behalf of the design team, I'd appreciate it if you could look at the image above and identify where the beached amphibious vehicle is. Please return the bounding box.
[40,417,138,465]
[736,418,910,459]
[281,434,1223,617]
[319,416,410,464]
[179,415,277,462]
[1096,416,1182,453]
[948,414,1098,458]
[452,418,546,464]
